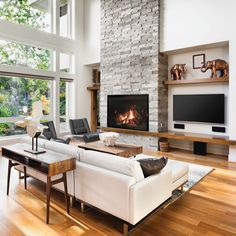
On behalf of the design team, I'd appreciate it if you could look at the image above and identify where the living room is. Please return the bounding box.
[0,0,236,235]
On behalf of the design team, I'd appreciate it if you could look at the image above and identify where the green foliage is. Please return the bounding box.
[0,123,11,135]
[0,0,48,31]
[60,80,66,116]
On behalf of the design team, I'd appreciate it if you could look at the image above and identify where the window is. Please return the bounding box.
[0,75,52,136]
[0,40,52,70]
[0,0,51,33]
[60,52,74,73]
[59,78,73,132]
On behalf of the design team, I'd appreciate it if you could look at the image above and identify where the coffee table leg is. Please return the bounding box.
[46,176,51,224]
[63,173,69,214]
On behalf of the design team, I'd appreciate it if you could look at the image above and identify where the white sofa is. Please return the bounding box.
[17,138,188,230]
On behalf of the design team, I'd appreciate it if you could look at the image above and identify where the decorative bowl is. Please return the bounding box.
[99,132,120,146]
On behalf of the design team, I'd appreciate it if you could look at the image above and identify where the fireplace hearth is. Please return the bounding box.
[107,95,149,131]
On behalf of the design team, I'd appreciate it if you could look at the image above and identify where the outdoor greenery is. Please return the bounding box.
[0,0,66,136]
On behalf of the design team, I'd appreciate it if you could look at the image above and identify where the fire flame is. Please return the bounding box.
[116,105,140,126]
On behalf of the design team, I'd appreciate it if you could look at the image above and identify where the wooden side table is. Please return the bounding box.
[1,143,76,224]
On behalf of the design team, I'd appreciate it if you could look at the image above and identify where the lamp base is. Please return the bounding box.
[24,149,46,155]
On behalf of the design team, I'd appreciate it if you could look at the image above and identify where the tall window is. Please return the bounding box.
[60,78,72,132]
[0,0,51,33]
[0,75,52,136]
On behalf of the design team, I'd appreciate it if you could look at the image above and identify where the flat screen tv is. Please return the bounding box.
[173,94,225,124]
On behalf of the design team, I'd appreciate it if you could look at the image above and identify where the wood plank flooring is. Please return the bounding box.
[0,149,236,235]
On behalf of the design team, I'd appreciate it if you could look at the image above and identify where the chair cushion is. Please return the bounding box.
[80,150,144,182]
[83,133,99,142]
[137,157,168,177]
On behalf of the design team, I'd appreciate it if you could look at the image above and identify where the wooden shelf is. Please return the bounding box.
[87,85,100,91]
[164,77,229,85]
[100,127,236,146]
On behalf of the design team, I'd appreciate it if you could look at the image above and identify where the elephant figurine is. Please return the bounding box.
[170,64,187,80]
[201,59,228,78]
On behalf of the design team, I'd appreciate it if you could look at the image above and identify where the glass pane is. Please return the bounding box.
[60,0,70,37]
[59,79,71,132]
[0,0,51,33]
[0,75,52,118]
[60,52,70,72]
[0,40,51,70]
[0,122,26,136]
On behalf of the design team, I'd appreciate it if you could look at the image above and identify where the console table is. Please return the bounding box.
[1,143,76,224]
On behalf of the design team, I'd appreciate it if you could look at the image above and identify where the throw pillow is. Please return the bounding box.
[137,157,168,177]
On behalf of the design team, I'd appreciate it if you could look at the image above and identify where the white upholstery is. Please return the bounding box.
[135,154,189,191]
[129,167,172,224]
[20,136,48,148]
[75,161,136,222]
[81,150,144,182]
[166,160,189,190]
[45,140,83,160]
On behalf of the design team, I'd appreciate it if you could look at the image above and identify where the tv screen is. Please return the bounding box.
[173,94,225,124]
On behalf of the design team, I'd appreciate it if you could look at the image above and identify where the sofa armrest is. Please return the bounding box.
[129,167,172,225]
[74,161,136,222]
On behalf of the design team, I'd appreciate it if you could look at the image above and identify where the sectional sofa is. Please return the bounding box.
[17,137,189,234]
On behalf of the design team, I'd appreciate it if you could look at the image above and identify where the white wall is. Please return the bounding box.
[83,0,100,64]
[160,0,236,52]
[161,0,236,159]
[168,47,229,136]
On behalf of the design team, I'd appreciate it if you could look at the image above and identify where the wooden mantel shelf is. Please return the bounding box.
[100,127,236,146]
[164,77,229,85]
[87,85,100,91]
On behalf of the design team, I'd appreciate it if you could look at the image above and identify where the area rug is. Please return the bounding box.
[170,162,214,204]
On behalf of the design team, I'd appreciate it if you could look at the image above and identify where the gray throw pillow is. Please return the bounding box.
[137,157,168,177]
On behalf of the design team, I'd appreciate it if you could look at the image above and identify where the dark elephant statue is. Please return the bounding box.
[201,59,228,78]
[170,64,187,80]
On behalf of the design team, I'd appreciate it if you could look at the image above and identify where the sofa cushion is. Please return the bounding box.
[137,157,168,177]
[166,160,189,183]
[80,150,144,182]
[20,136,48,148]
[45,141,83,161]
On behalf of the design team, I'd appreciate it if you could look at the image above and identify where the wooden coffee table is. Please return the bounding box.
[75,140,143,158]
[1,143,76,224]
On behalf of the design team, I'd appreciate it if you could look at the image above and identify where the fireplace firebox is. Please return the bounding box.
[107,94,149,131]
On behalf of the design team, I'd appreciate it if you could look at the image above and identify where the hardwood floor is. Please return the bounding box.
[0,149,236,235]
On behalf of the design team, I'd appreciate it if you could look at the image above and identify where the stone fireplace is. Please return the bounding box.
[100,0,168,149]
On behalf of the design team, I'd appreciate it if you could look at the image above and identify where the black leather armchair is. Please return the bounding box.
[69,118,90,135]
[41,121,70,144]
[69,118,99,142]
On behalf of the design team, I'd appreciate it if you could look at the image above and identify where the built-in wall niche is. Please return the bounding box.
[168,45,229,81]
[167,45,229,137]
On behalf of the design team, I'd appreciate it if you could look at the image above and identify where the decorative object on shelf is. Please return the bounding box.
[16,101,47,154]
[201,59,229,78]
[92,69,100,86]
[99,132,120,146]
[170,64,187,80]
[193,53,205,69]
